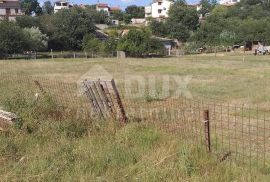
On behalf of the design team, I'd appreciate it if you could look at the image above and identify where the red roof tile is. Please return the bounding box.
[97,3,108,8]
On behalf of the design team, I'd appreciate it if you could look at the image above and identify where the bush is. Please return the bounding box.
[3,91,63,133]
[52,7,96,50]
[23,27,48,52]
[82,34,103,54]
[117,29,165,57]
[0,21,28,58]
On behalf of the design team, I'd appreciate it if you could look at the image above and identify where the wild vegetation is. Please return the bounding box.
[1,55,270,180]
[151,0,270,49]
[2,0,270,58]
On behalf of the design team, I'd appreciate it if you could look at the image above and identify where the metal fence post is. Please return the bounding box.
[204,110,211,153]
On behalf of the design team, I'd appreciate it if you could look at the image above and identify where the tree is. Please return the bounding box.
[117,29,149,57]
[20,0,43,15]
[167,22,190,42]
[166,1,199,41]
[52,7,96,50]
[111,10,124,21]
[145,38,165,56]
[123,14,132,24]
[82,34,102,55]
[103,38,118,54]
[125,5,145,19]
[23,27,48,51]
[219,30,236,51]
[168,1,199,31]
[42,1,54,15]
[16,15,40,28]
[0,21,28,58]
[117,29,164,57]
[199,0,216,17]
[85,7,110,24]
[150,20,168,37]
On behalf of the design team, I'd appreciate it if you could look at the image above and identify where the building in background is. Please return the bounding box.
[145,0,173,20]
[96,3,121,16]
[0,0,22,21]
[145,0,202,21]
[219,0,240,5]
[54,0,72,13]
[131,18,146,25]
[96,3,110,14]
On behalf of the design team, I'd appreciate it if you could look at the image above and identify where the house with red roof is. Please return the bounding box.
[96,3,121,16]
[0,0,22,21]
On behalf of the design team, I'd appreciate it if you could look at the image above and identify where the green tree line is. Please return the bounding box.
[0,0,162,58]
[150,0,270,50]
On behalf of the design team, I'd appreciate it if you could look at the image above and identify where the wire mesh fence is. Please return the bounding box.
[0,73,270,171]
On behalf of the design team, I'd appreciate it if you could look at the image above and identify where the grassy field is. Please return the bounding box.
[1,55,270,181]
[2,54,270,105]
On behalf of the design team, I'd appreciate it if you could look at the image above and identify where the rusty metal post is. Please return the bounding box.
[204,110,211,153]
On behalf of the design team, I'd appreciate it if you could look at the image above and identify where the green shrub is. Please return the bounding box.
[117,29,165,57]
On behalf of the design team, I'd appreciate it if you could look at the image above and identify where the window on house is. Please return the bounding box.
[15,8,18,14]
[62,3,67,6]
[56,2,61,6]
[158,2,162,5]
[158,9,162,14]
[5,8,10,15]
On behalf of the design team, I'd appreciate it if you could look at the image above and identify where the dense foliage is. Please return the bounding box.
[190,0,270,49]
[117,29,165,57]
[52,7,96,50]
[2,0,270,58]
[125,5,145,19]
[150,1,199,42]
[0,22,28,57]
[149,0,270,50]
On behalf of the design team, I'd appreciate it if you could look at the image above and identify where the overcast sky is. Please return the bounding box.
[40,0,202,9]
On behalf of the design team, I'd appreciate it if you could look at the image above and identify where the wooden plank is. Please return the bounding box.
[96,80,114,117]
[101,81,117,118]
[89,81,107,118]
[83,80,104,119]
[110,79,128,123]
[82,81,99,115]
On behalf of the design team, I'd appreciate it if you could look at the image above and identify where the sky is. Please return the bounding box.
[41,0,201,9]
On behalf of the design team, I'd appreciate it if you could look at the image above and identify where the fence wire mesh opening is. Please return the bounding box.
[0,72,270,171]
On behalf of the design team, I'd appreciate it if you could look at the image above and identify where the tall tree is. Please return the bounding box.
[125,5,145,18]
[23,27,48,51]
[117,29,164,57]
[42,1,54,15]
[20,0,43,15]
[0,21,28,58]
[16,15,40,28]
[166,1,199,41]
[52,7,96,50]
[199,0,217,16]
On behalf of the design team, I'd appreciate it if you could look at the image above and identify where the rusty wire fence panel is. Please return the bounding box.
[1,73,270,170]
[205,102,270,169]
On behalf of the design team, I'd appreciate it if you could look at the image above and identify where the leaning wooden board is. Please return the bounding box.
[83,79,127,123]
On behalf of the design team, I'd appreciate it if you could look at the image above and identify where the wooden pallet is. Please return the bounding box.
[83,79,127,123]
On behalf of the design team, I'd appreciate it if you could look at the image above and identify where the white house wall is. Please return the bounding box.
[0,8,21,15]
[219,0,240,5]
[151,0,173,18]
[0,9,5,15]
